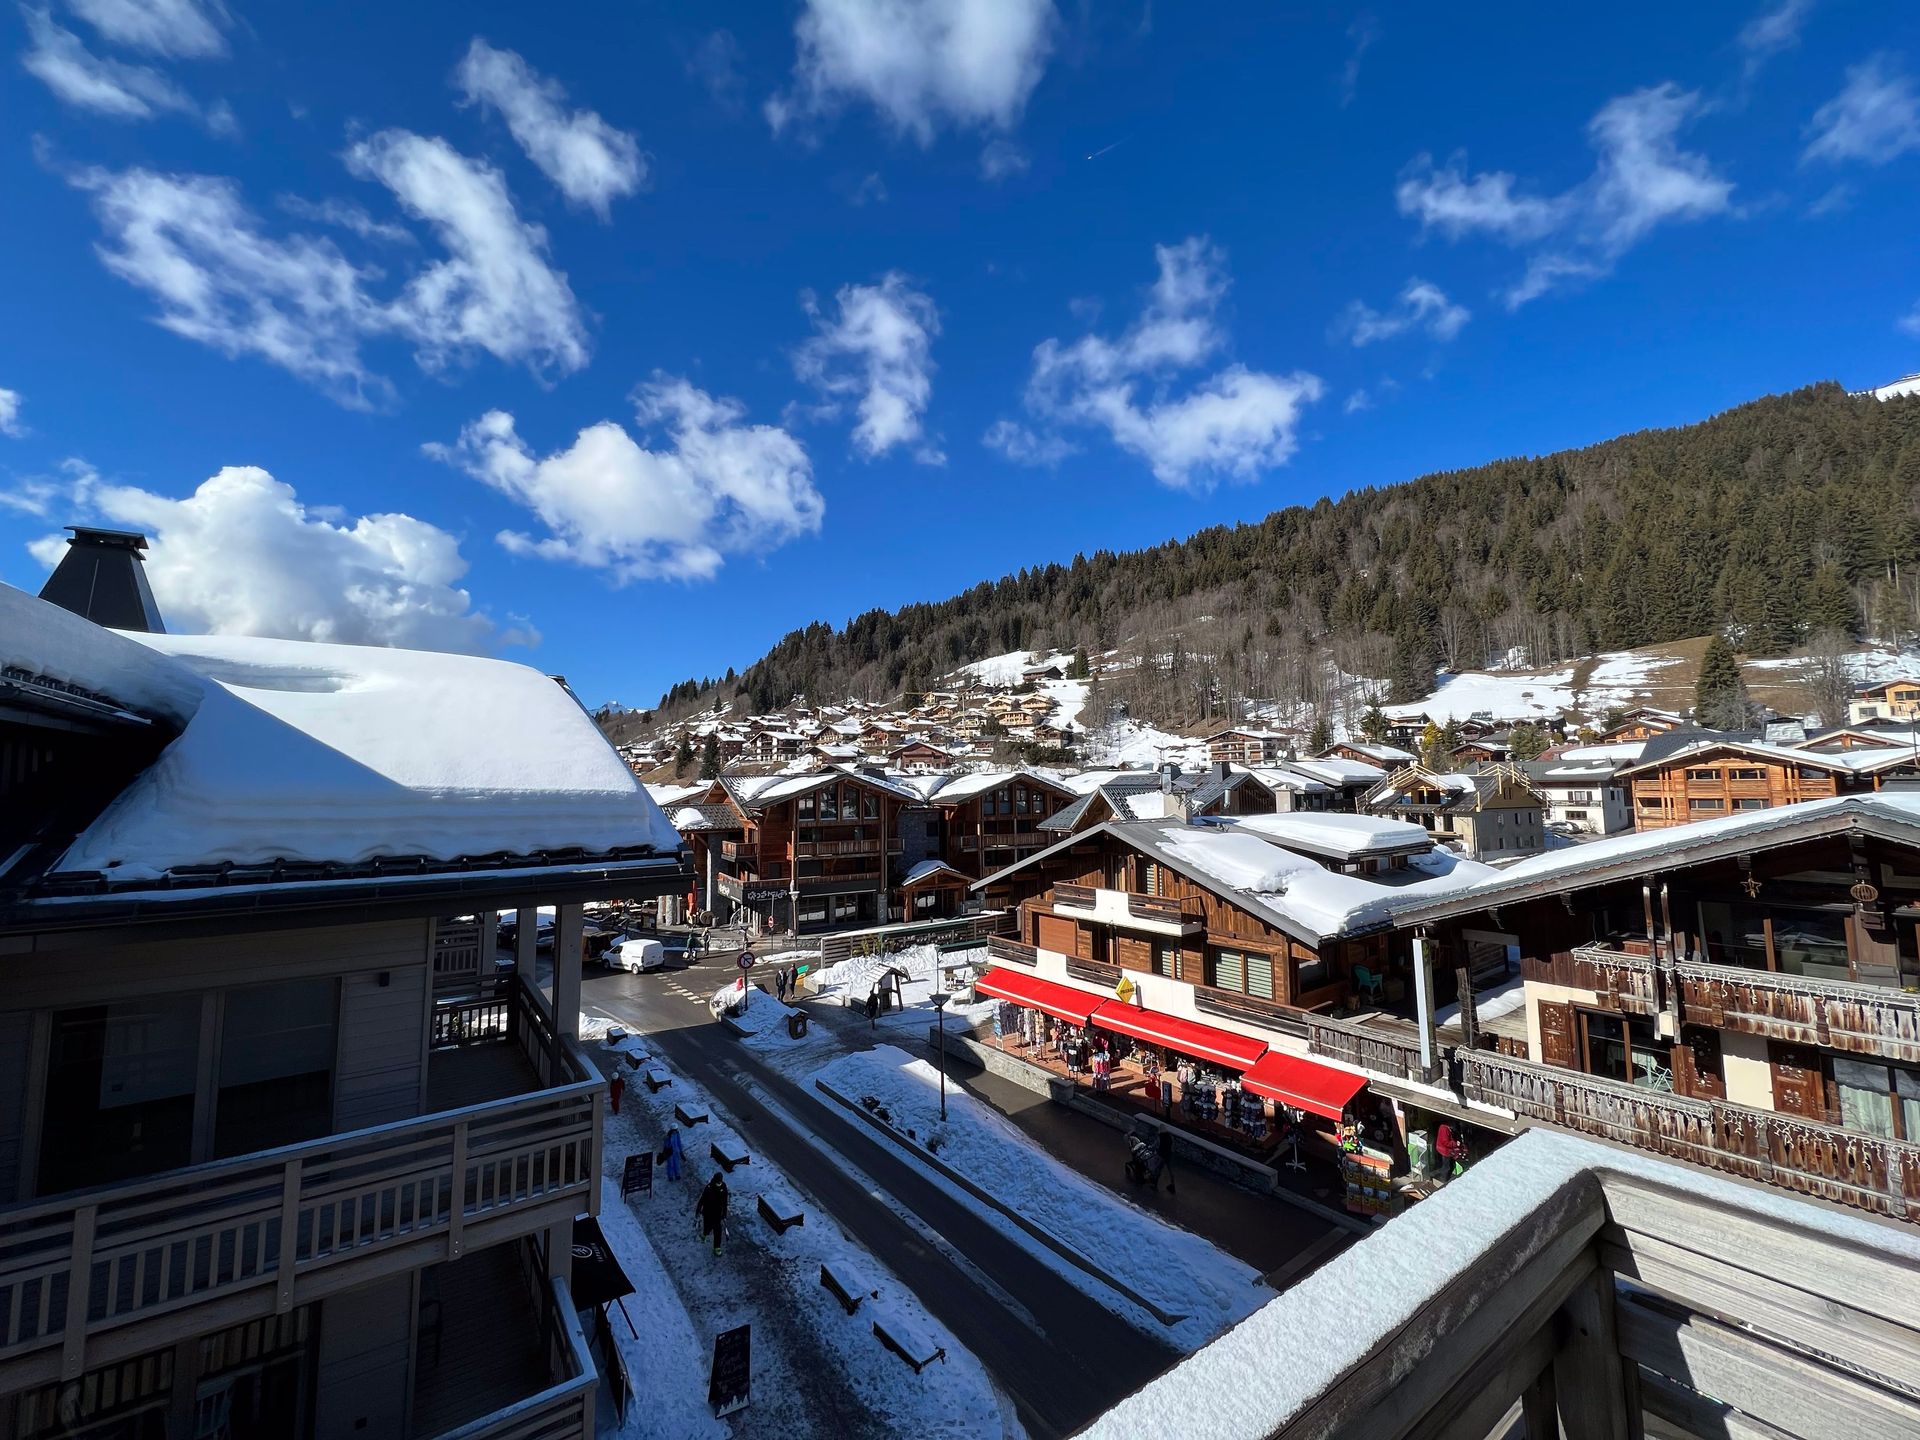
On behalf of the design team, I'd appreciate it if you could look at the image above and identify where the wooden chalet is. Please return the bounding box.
[1366,763,1547,859]
[1206,728,1294,766]
[888,738,957,772]
[1322,739,1416,769]
[1622,735,1919,831]
[1394,792,1920,1224]
[1592,707,1684,743]
[926,769,1076,906]
[1852,677,1920,725]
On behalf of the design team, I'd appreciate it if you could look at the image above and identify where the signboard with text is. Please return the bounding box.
[708,1324,751,1417]
[620,1152,652,1200]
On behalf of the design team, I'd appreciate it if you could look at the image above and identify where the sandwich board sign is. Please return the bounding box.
[708,1323,751,1417]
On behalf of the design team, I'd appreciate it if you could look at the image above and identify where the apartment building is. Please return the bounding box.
[0,554,687,1440]
[1622,734,1918,830]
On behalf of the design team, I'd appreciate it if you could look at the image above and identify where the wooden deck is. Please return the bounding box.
[424,1037,546,1113]
[411,1241,552,1438]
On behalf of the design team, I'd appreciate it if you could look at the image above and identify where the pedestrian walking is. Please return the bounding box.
[1157,1126,1177,1193]
[658,1127,684,1181]
[865,989,879,1029]
[694,1172,729,1255]
[608,1072,625,1116]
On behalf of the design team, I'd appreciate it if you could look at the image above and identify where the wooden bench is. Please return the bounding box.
[621,1051,648,1070]
[819,1259,879,1315]
[673,1100,711,1126]
[757,1189,805,1233]
[710,1135,750,1172]
[870,1301,947,1373]
[641,1065,671,1092]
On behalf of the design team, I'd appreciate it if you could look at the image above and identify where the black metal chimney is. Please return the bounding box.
[38,527,166,633]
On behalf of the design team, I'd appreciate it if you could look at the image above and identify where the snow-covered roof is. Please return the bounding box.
[645,781,709,809]
[1221,812,1433,859]
[1389,792,1920,923]
[1,581,201,726]
[1335,741,1415,763]
[49,627,682,881]
[899,859,966,886]
[1284,756,1386,786]
[1618,735,1916,777]
[926,767,1071,804]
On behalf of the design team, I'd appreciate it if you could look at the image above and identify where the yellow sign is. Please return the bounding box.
[1114,974,1136,1003]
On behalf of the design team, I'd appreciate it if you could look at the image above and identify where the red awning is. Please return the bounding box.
[975,969,1104,1027]
[1241,1050,1368,1120]
[1090,1002,1268,1071]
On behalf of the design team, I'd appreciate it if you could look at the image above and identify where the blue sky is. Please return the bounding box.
[2,1,1917,708]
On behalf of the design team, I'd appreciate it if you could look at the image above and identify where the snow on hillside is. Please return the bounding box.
[1864,373,1920,402]
[1385,649,1686,724]
[1040,676,1089,728]
[1746,645,1920,686]
[952,648,1076,686]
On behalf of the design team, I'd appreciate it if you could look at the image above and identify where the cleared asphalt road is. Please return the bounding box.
[581,961,1181,1439]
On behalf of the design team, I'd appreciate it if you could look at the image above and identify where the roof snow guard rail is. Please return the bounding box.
[32,843,687,898]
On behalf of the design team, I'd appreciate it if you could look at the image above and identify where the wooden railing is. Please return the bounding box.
[1194,987,1308,1038]
[1092,1136,1920,1440]
[980,831,1049,849]
[793,838,881,858]
[0,976,600,1384]
[1052,882,1097,909]
[1305,1012,1438,1084]
[1522,946,1661,1015]
[986,935,1038,967]
[428,1274,596,1440]
[1676,959,1920,1063]
[1460,1049,1920,1224]
[1126,893,1187,925]
[432,919,484,994]
[719,840,753,861]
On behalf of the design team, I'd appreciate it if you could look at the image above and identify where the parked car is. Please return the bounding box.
[606,936,667,973]
[497,911,555,951]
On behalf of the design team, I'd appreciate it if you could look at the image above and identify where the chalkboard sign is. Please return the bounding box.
[621,1151,653,1200]
[708,1323,751,1417]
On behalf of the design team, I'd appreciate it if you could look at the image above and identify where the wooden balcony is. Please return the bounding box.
[1460,1049,1920,1224]
[1305,1011,1439,1084]
[0,976,600,1390]
[1096,1129,1920,1440]
[1676,959,1920,1064]
[417,1254,596,1440]
[1051,883,1199,934]
[719,840,753,861]
[432,918,484,996]
[1523,944,1661,1016]
[1053,881,1097,909]
[986,935,1038,967]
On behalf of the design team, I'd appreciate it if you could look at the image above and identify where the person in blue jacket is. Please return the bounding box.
[658,1127,684,1181]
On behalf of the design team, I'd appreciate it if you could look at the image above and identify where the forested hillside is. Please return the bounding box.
[636,382,1920,733]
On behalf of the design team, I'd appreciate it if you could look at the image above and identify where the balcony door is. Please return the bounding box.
[40,994,201,1195]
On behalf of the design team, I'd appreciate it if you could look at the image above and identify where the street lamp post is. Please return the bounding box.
[929,990,951,1122]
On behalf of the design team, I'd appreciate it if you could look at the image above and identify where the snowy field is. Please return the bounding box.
[595,1035,1020,1438]
[1383,650,1686,725]
[813,1046,1271,1351]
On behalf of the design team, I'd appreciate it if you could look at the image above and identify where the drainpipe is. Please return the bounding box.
[1412,927,1438,1076]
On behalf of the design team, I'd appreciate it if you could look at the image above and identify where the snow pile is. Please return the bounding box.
[57,630,682,880]
[2,583,204,723]
[816,1046,1269,1350]
[707,979,800,1033]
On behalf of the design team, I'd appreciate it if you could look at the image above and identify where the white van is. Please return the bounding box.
[606,936,666,973]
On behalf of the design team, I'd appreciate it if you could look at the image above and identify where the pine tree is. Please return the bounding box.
[1070,646,1090,680]
[1804,566,1859,638]
[1508,723,1548,761]
[1359,702,1389,744]
[1419,720,1445,768]
[698,733,721,780]
[674,733,694,777]
[1694,636,1752,731]
[1308,715,1333,754]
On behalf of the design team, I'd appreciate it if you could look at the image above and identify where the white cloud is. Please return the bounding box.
[1339,14,1376,108]
[982,418,1072,465]
[1804,53,1920,166]
[277,194,416,245]
[453,39,645,219]
[75,165,388,403]
[1343,389,1373,415]
[1336,278,1468,346]
[65,0,227,57]
[687,30,745,110]
[1007,237,1323,490]
[28,461,523,652]
[20,7,228,129]
[76,141,589,405]
[1399,84,1733,306]
[1737,0,1813,80]
[427,376,824,582]
[1899,304,1920,338]
[979,138,1028,180]
[0,388,22,437]
[343,130,590,378]
[768,0,1056,143]
[794,273,941,461]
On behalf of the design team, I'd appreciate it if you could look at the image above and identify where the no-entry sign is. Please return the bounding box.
[737,951,757,971]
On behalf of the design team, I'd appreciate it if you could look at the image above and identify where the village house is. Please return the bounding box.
[1590,705,1686,743]
[1392,792,1920,1224]
[1206,727,1298,766]
[0,541,689,1440]
[1622,733,1920,831]
[1285,754,1388,812]
[966,812,1498,1188]
[1524,742,1641,836]
[1366,762,1548,859]
[889,738,958,773]
[1851,678,1920,725]
[1321,739,1416,769]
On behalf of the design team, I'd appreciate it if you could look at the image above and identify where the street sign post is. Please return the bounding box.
[737,951,756,971]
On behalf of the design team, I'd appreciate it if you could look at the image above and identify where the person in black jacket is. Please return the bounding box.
[694,1172,729,1255]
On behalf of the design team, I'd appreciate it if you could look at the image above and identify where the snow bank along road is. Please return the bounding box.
[582,964,1180,1438]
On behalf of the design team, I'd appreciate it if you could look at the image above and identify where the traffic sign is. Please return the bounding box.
[737,951,757,971]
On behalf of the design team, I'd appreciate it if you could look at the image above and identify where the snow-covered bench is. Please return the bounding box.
[673,1100,711,1126]
[641,1065,671,1092]
[870,1299,947,1373]
[709,1134,750,1171]
[756,1188,805,1233]
[819,1258,879,1315]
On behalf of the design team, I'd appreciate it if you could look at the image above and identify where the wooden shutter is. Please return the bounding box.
[1115,935,1151,974]
[1035,914,1077,956]
[1537,1000,1577,1070]
[1768,1042,1828,1119]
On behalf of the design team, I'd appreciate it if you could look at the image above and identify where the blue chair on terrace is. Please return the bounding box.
[1352,965,1386,1004]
